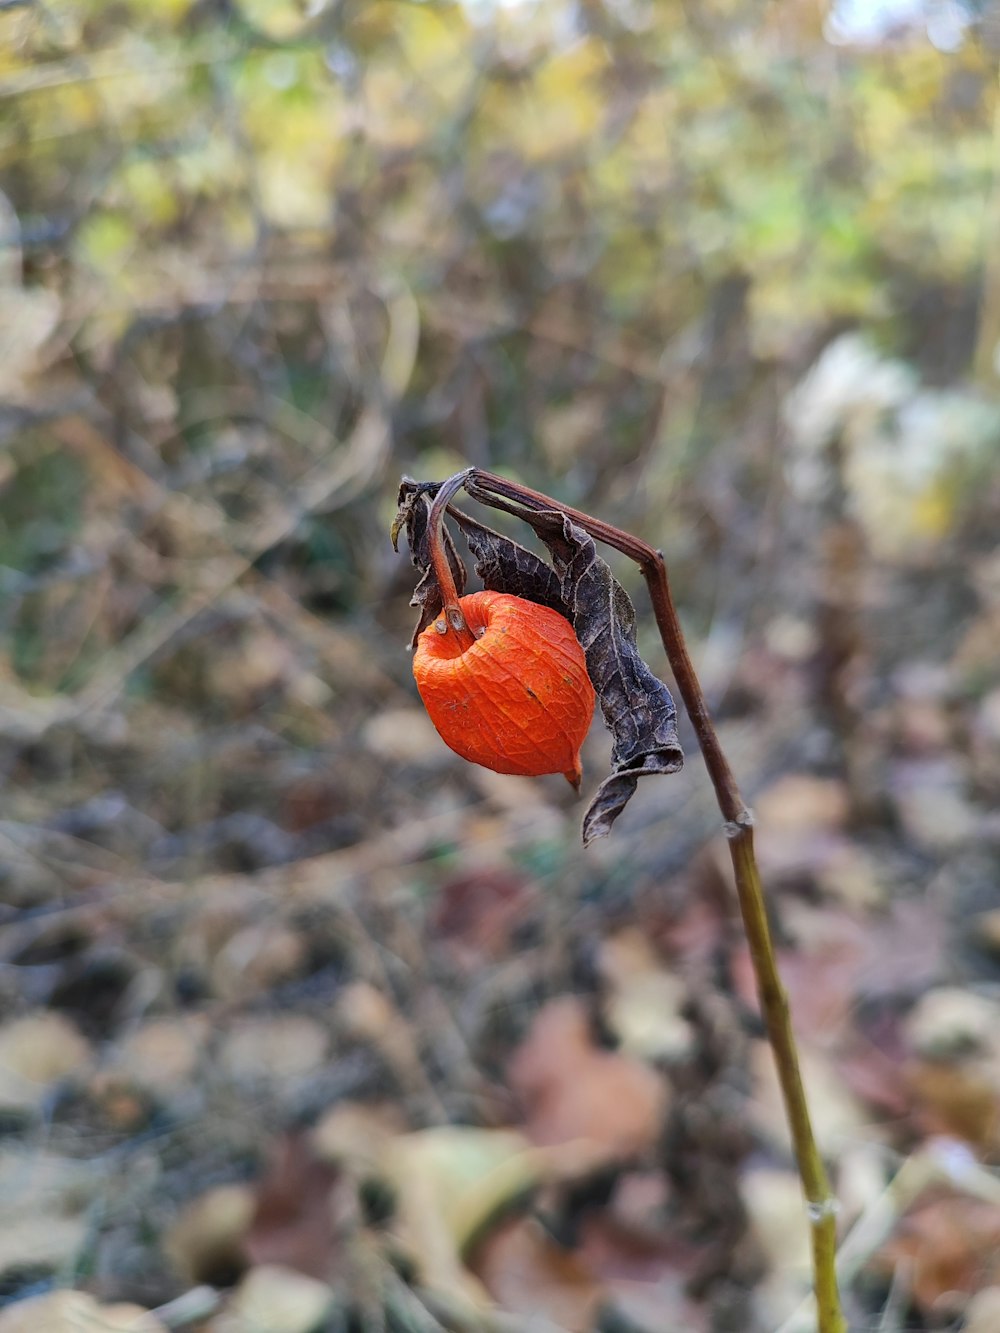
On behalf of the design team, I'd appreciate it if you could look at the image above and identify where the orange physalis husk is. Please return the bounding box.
[413,590,596,788]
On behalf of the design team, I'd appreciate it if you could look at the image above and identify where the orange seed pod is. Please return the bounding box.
[413,590,595,788]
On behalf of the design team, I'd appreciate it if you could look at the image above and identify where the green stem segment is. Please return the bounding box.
[437,468,846,1333]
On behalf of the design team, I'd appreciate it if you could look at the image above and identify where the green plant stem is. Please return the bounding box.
[459,468,847,1333]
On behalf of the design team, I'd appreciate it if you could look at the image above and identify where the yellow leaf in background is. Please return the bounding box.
[77,212,136,273]
[623,87,677,176]
[483,36,607,162]
[174,137,247,198]
[155,0,198,20]
[395,3,473,108]
[364,65,430,151]
[145,0,199,20]
[120,159,181,228]
[531,37,606,157]
[238,59,344,148]
[748,272,885,360]
[257,128,344,230]
[236,0,319,41]
[24,83,104,143]
[220,201,258,253]
[4,0,84,49]
[233,65,345,229]
[79,0,194,23]
[257,155,331,231]
[910,479,960,544]
[342,0,398,54]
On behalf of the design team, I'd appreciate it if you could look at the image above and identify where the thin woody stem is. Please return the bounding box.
[426,472,477,649]
[460,468,846,1333]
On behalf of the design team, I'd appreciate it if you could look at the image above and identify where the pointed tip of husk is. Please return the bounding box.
[563,763,583,794]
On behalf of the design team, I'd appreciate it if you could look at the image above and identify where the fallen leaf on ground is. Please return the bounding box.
[965,1285,1000,1333]
[210,1263,333,1333]
[0,1214,88,1280]
[873,1194,1000,1317]
[741,1167,813,1328]
[211,922,307,1000]
[112,1016,208,1095]
[730,905,869,1042]
[831,1039,911,1120]
[217,1015,329,1083]
[469,1215,603,1331]
[889,757,980,852]
[754,774,851,834]
[0,1012,92,1112]
[166,1183,256,1285]
[508,996,669,1164]
[430,864,537,966]
[905,987,1000,1058]
[903,988,1000,1152]
[362,706,443,764]
[906,1059,1000,1154]
[576,1201,711,1331]
[731,898,948,1049]
[385,1125,545,1309]
[598,928,694,1063]
[0,1148,96,1280]
[245,1133,341,1280]
[311,1100,406,1172]
[0,1292,164,1332]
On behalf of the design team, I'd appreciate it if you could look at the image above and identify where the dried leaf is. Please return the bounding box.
[598,928,694,1062]
[395,476,683,842]
[385,1126,544,1310]
[246,1134,341,1280]
[430,864,538,966]
[741,1167,814,1326]
[0,1293,165,1333]
[215,1264,334,1333]
[966,1286,1000,1333]
[906,1058,1000,1153]
[874,1195,1000,1315]
[165,1184,256,1286]
[452,507,566,615]
[508,996,669,1163]
[469,1216,603,1331]
[462,482,683,843]
[0,1011,93,1112]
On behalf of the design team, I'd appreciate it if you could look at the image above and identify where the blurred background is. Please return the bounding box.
[2,2,1000,1331]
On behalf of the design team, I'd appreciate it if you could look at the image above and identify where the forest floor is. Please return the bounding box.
[3,411,1000,1333]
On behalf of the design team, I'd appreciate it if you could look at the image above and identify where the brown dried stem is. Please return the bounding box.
[445,467,846,1333]
[426,471,477,649]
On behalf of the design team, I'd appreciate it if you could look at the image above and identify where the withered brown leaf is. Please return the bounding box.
[394,477,683,843]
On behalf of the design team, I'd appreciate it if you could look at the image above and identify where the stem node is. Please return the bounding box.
[724,810,755,838]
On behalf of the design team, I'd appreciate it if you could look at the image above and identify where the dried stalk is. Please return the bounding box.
[437,469,847,1333]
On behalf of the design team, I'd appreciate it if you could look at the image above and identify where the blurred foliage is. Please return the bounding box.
[1,0,999,829]
[4,4,1000,1328]
[0,0,998,910]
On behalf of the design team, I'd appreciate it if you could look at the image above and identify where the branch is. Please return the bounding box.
[433,468,847,1333]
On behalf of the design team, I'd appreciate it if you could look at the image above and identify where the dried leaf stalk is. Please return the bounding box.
[394,468,846,1333]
